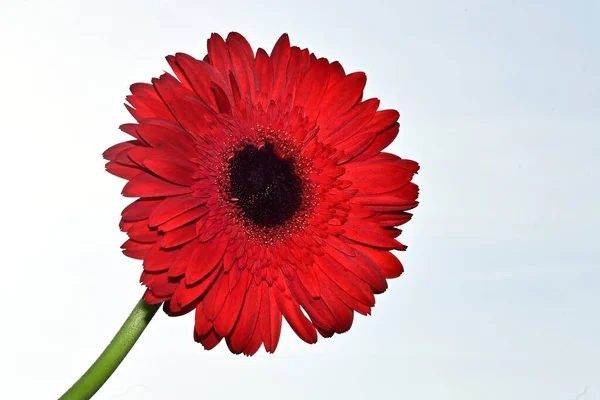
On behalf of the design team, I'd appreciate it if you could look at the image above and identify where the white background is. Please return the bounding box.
[1,0,598,399]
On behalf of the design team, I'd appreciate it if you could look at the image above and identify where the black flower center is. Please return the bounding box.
[229,142,303,227]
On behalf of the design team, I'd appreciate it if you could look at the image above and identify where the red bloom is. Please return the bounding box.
[104,32,419,355]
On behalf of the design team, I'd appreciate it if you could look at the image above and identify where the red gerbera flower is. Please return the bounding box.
[103,32,419,355]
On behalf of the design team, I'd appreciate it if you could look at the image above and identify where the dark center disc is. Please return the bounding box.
[229,142,303,227]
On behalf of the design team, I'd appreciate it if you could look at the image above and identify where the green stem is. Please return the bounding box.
[59,298,160,400]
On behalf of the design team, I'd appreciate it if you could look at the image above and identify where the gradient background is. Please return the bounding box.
[1,1,598,399]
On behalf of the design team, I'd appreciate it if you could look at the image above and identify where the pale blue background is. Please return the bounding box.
[0,1,598,399]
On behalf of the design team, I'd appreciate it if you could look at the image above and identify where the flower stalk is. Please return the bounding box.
[59,298,160,400]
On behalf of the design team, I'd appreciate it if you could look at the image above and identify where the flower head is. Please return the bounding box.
[103,32,419,355]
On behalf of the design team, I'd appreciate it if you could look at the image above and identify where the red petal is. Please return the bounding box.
[125,83,176,122]
[165,54,193,90]
[317,280,354,334]
[159,206,208,232]
[103,141,138,161]
[296,267,321,299]
[202,272,230,321]
[144,289,170,305]
[194,305,213,337]
[270,34,291,100]
[355,194,418,207]
[242,319,263,356]
[168,266,221,315]
[314,254,374,307]
[227,32,254,60]
[259,283,282,353]
[254,48,273,98]
[281,46,310,100]
[174,53,231,112]
[228,258,242,288]
[343,162,415,195]
[352,111,400,161]
[142,156,196,187]
[321,98,379,144]
[223,250,236,272]
[149,275,179,298]
[185,237,227,285]
[342,217,403,250]
[228,69,243,108]
[362,182,419,214]
[211,84,232,114]
[327,61,346,88]
[119,123,141,140]
[351,244,404,279]
[273,287,317,344]
[122,173,192,197]
[213,270,252,337]
[326,234,356,256]
[318,72,367,126]
[198,218,227,243]
[207,33,233,81]
[385,180,420,197]
[121,239,152,259]
[122,198,163,221]
[148,194,205,227]
[105,161,142,180]
[315,270,371,316]
[295,58,330,113]
[136,120,197,159]
[226,32,257,103]
[316,326,334,338]
[317,72,366,128]
[286,275,338,335]
[325,246,387,294]
[127,220,160,243]
[194,328,223,350]
[377,212,414,228]
[161,222,199,248]
[152,73,212,137]
[227,280,262,354]
[143,243,176,272]
[363,109,399,135]
[168,243,196,278]
[126,145,179,165]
